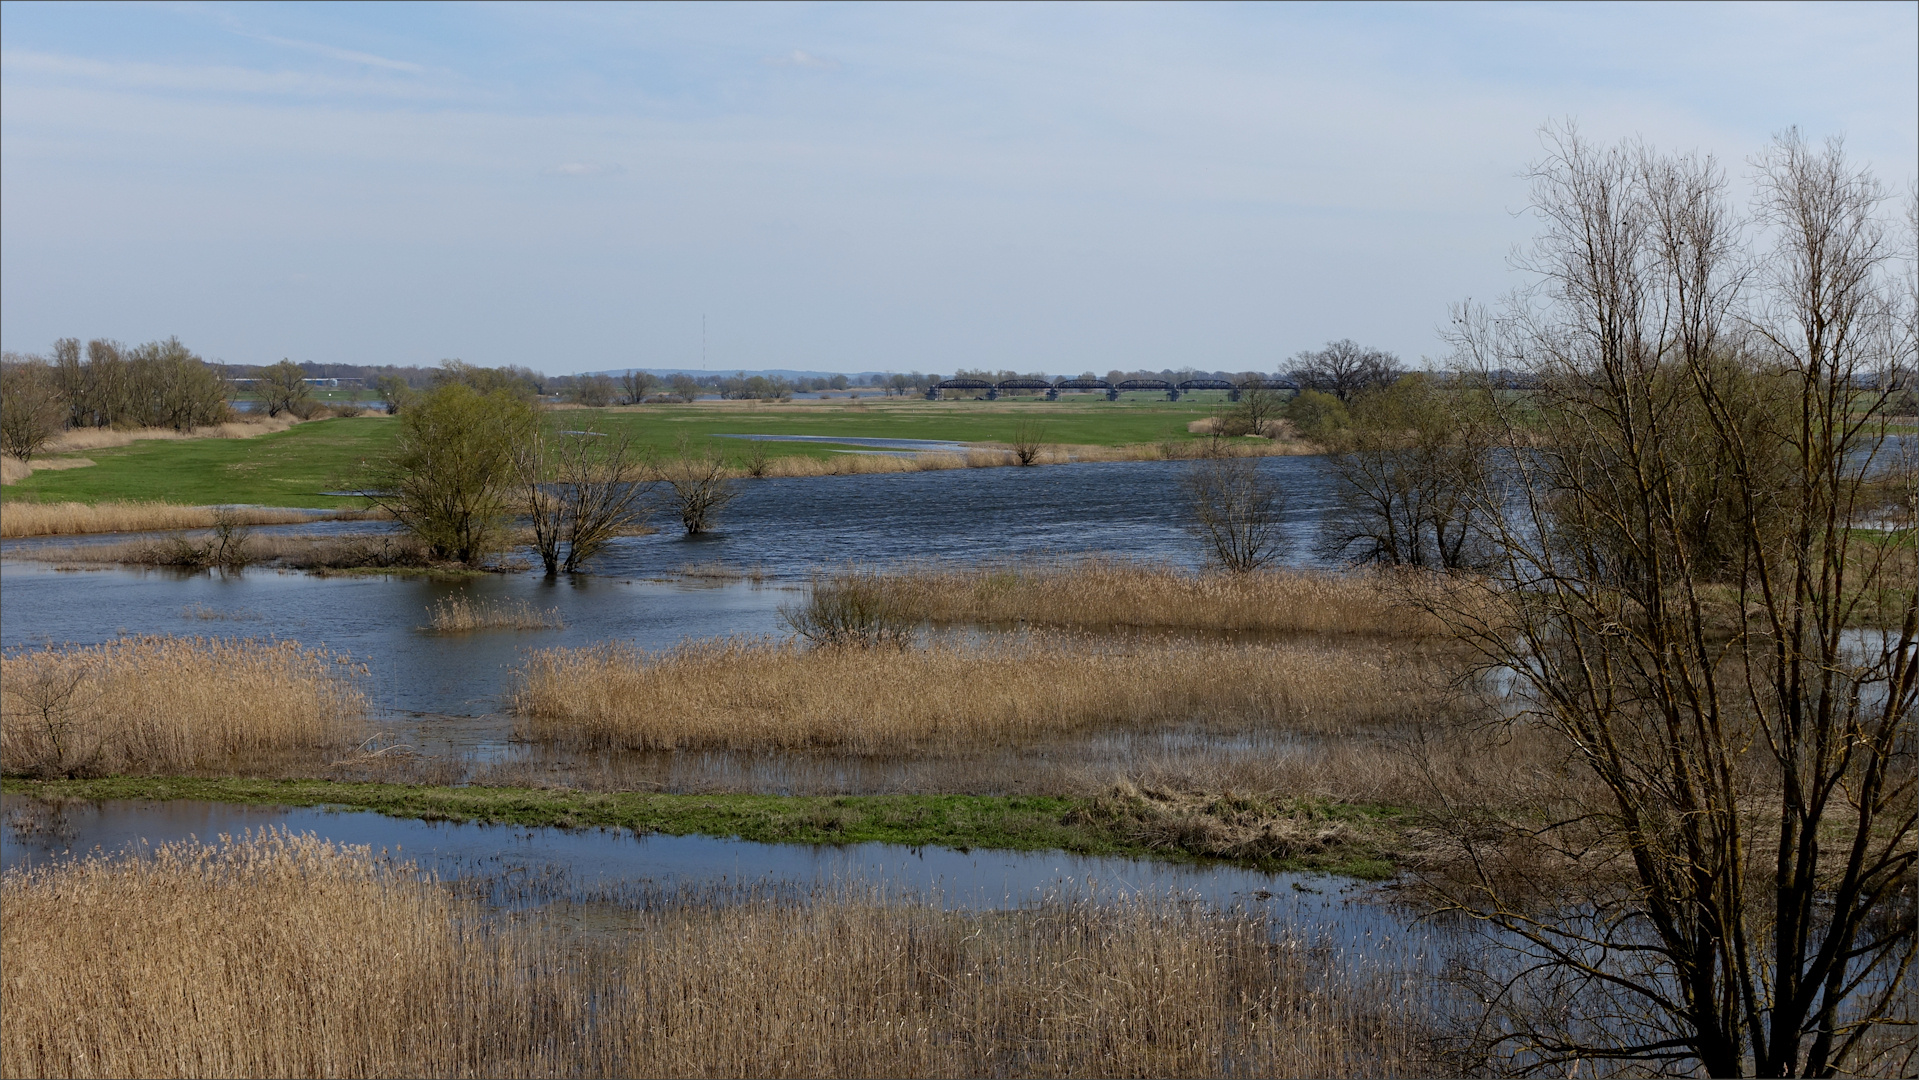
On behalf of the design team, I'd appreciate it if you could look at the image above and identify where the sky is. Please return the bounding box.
[2,2,1914,377]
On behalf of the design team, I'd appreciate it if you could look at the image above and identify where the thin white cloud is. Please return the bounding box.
[0,49,474,103]
[544,162,626,176]
[181,3,434,75]
[764,49,839,70]
[241,31,429,75]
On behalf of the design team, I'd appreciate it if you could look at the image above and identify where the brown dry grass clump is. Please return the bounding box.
[715,439,1310,480]
[0,831,1427,1079]
[818,558,1457,636]
[0,501,360,538]
[15,530,434,571]
[426,594,565,632]
[42,415,304,453]
[0,637,368,777]
[511,635,1431,753]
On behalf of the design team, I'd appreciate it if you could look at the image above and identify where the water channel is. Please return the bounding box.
[0,457,1413,919]
[2,455,1348,719]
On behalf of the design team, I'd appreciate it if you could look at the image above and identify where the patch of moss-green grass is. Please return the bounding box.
[1,416,398,509]
[2,777,1410,879]
[2,400,1264,511]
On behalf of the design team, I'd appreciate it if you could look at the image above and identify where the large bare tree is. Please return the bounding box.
[516,425,655,575]
[1184,455,1285,572]
[1427,127,1915,1077]
[1289,339,1402,402]
[1317,372,1491,569]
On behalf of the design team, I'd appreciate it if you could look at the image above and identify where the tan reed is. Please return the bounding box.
[0,636,368,776]
[426,594,565,632]
[0,501,354,538]
[809,557,1458,636]
[0,830,1430,1078]
[509,634,1433,753]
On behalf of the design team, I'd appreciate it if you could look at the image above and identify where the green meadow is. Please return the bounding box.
[3,397,1233,509]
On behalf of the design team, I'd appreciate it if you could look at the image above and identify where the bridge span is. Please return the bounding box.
[927,376,1294,401]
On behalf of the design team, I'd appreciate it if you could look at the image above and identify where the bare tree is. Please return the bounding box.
[782,570,914,649]
[257,359,312,417]
[619,369,655,405]
[1424,126,1915,1078]
[1010,420,1048,466]
[1184,456,1285,572]
[658,437,738,534]
[1228,378,1287,435]
[0,357,66,461]
[1318,373,1490,569]
[1289,340,1401,402]
[571,373,615,408]
[668,373,702,402]
[0,656,106,778]
[517,426,655,575]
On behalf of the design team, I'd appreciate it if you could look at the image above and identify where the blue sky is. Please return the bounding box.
[2,1,1913,375]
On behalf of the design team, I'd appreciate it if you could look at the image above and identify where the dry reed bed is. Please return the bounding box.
[830,558,1461,636]
[732,438,1310,480]
[0,501,359,538]
[510,635,1434,753]
[14,531,433,571]
[0,831,1427,1078]
[426,594,565,632]
[39,416,305,453]
[0,636,367,777]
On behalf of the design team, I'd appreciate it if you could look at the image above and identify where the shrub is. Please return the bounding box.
[366,382,538,564]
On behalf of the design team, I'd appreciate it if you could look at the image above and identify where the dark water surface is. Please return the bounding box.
[1,457,1343,718]
[1,460,1397,904]
[0,795,1412,935]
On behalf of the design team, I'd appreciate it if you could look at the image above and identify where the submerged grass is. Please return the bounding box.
[3,776,1414,877]
[0,638,368,777]
[510,634,1437,754]
[0,829,1430,1079]
[425,594,565,632]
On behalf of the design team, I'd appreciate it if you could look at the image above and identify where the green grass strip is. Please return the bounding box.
[2,777,1408,879]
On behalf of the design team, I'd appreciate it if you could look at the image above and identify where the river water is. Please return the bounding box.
[1,457,1400,903]
[1,456,1346,719]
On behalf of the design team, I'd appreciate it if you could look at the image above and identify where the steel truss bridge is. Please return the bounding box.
[927,376,1294,401]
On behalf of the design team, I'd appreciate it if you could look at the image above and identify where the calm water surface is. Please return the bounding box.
[2,461,1397,904]
[1,457,1345,718]
[0,795,1418,938]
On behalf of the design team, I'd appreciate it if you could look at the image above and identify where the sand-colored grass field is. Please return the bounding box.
[807,558,1461,636]
[0,830,1427,1078]
[0,637,368,776]
[510,634,1436,753]
[0,500,363,538]
[741,438,1309,478]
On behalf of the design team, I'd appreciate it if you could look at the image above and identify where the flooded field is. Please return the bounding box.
[0,457,1402,860]
[0,793,1403,925]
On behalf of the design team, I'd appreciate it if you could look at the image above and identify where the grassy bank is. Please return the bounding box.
[1,830,1426,1078]
[0,399,1268,511]
[2,777,1412,877]
[0,415,397,509]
